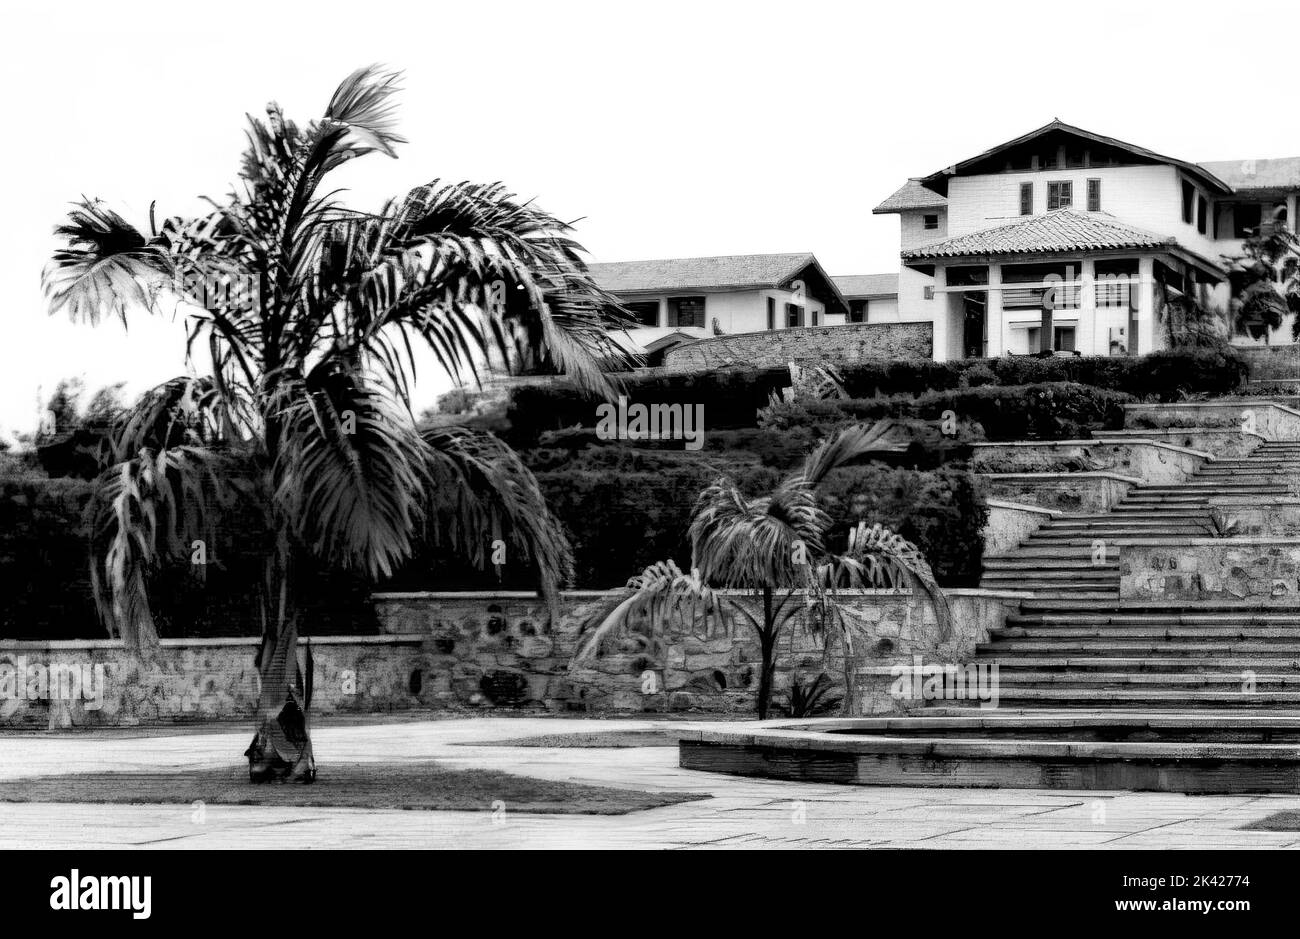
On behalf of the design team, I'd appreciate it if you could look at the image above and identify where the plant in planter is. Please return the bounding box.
[570,423,949,719]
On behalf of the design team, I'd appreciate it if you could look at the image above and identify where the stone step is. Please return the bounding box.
[982,568,1117,581]
[985,672,1300,687]
[992,626,1300,639]
[986,656,1300,671]
[984,557,1118,570]
[1019,599,1291,612]
[978,640,1300,655]
[1008,612,1300,626]
[976,689,1300,706]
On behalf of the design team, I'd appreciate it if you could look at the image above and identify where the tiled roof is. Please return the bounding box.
[833,273,899,298]
[588,253,816,293]
[1199,157,1300,193]
[902,210,1172,260]
[873,179,947,214]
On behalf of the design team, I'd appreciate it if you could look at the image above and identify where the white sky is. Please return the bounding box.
[3,0,1298,440]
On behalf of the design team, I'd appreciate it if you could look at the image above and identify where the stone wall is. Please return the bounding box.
[1102,428,1263,459]
[983,499,1060,557]
[1119,538,1300,605]
[973,439,1207,486]
[1122,401,1300,441]
[662,322,933,370]
[0,589,1023,727]
[979,471,1139,513]
[1236,343,1300,381]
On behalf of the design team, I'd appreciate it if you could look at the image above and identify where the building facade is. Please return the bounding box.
[874,120,1300,360]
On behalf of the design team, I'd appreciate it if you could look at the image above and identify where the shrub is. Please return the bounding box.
[834,348,1245,401]
[818,463,987,586]
[758,382,1130,441]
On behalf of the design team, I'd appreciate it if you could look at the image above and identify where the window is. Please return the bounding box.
[1047,181,1073,211]
[667,296,705,328]
[1233,203,1262,239]
[1054,326,1076,352]
[923,286,934,300]
[810,308,819,326]
[1020,182,1033,216]
[785,303,803,327]
[1197,196,1208,235]
[923,214,939,230]
[848,300,868,324]
[766,296,776,330]
[1087,178,1101,212]
[626,301,659,327]
[1182,180,1195,224]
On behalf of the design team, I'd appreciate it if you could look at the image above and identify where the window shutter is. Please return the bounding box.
[1020,182,1033,216]
[1087,179,1101,211]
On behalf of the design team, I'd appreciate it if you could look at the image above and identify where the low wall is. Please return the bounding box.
[662,322,933,370]
[1123,401,1300,441]
[983,499,1060,556]
[0,589,1024,727]
[1119,538,1300,604]
[1236,343,1300,382]
[1101,427,1263,459]
[979,471,1140,513]
[1209,499,1300,535]
[972,439,1207,486]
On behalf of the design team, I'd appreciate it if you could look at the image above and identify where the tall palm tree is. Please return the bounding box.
[42,66,628,782]
[573,423,948,719]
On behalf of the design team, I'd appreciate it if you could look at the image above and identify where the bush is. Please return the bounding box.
[759,382,1130,442]
[835,348,1245,401]
[0,466,379,640]
[818,464,987,586]
[504,366,792,445]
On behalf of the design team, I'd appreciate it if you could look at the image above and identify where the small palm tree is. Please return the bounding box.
[42,66,627,781]
[572,423,948,719]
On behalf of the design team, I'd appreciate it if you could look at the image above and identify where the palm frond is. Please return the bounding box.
[271,372,429,580]
[44,200,175,324]
[320,65,406,165]
[823,521,952,639]
[420,425,574,610]
[86,446,245,652]
[571,560,729,664]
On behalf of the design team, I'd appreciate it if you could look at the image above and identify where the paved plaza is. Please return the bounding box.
[0,717,1298,849]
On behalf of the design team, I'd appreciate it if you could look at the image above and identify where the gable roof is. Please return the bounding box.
[1199,157,1300,194]
[902,210,1172,259]
[833,273,899,298]
[918,119,1233,196]
[872,179,948,214]
[588,252,849,316]
[589,253,816,293]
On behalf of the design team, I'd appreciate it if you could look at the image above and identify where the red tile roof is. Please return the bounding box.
[901,210,1173,260]
[872,179,947,214]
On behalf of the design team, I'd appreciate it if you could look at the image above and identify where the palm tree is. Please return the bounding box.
[572,423,948,719]
[42,66,628,782]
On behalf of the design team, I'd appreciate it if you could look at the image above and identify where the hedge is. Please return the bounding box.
[0,463,379,640]
[758,382,1130,442]
[504,366,792,445]
[525,450,984,588]
[835,347,1246,401]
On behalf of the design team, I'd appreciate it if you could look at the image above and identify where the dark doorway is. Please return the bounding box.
[962,292,986,358]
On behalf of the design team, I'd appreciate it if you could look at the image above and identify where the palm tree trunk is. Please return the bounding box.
[244,548,316,783]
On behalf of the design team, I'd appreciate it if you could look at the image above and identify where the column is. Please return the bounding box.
[1136,257,1156,354]
[986,264,1003,356]
[1079,258,1097,355]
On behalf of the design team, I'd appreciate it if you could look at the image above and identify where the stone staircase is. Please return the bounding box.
[682,430,1300,793]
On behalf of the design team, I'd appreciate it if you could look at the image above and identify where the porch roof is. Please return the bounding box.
[901,209,1225,276]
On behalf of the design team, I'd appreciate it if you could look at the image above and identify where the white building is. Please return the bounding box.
[589,253,854,363]
[874,120,1300,360]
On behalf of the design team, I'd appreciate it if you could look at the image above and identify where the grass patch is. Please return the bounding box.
[1241,810,1300,831]
[465,729,683,748]
[0,762,707,815]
